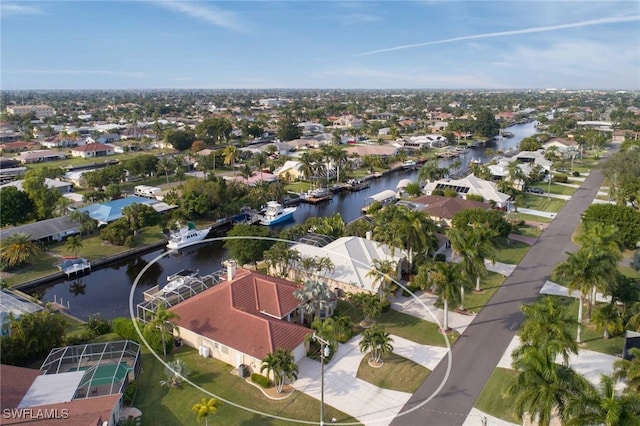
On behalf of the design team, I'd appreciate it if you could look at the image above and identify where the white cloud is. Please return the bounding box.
[358,15,640,56]
[1,3,44,17]
[153,0,244,32]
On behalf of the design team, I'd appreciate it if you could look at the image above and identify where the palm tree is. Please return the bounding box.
[359,324,393,365]
[298,152,316,188]
[260,348,299,394]
[294,279,334,323]
[264,242,300,278]
[252,152,268,182]
[418,160,448,184]
[447,226,492,307]
[428,262,463,332]
[146,302,180,357]
[613,347,640,392]
[396,207,436,271]
[0,232,43,269]
[508,343,591,426]
[160,359,190,388]
[156,157,175,184]
[592,303,624,339]
[366,258,397,302]
[331,145,348,184]
[53,196,73,217]
[564,374,640,426]
[64,235,83,257]
[519,296,578,366]
[223,145,239,176]
[348,292,383,326]
[70,210,97,236]
[192,397,218,426]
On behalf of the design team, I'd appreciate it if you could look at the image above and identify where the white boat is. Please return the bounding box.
[166,222,212,250]
[162,277,188,293]
[166,269,198,282]
[259,201,296,226]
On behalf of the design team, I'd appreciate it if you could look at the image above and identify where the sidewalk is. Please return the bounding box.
[292,334,449,426]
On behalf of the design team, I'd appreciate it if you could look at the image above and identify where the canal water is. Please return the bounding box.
[28,120,539,320]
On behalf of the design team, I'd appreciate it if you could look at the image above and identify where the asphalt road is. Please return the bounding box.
[391,161,611,425]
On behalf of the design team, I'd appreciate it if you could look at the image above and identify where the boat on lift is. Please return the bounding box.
[166,222,212,250]
[259,201,296,226]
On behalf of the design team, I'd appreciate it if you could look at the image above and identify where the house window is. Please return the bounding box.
[221,345,229,355]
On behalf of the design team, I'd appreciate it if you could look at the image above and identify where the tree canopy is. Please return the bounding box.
[581,204,640,249]
[224,224,274,265]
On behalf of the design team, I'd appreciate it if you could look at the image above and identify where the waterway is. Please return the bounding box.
[27,120,539,320]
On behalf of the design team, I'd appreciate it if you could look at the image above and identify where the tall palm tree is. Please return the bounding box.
[366,258,397,302]
[223,145,239,176]
[447,226,490,307]
[260,348,299,394]
[298,151,316,188]
[613,347,640,392]
[264,242,300,278]
[156,157,175,184]
[331,145,348,184]
[252,151,268,182]
[564,374,640,426]
[64,235,83,258]
[192,397,218,426]
[429,262,463,331]
[348,292,383,326]
[146,302,180,357]
[508,343,591,426]
[396,207,436,271]
[592,303,624,339]
[0,232,43,269]
[359,324,393,365]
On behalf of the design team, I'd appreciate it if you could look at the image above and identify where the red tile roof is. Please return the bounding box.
[170,269,310,360]
[72,143,113,153]
[1,395,120,426]
[413,195,491,219]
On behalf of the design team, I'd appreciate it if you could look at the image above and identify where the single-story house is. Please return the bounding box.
[299,122,325,135]
[0,340,140,426]
[289,236,407,298]
[40,135,85,149]
[344,144,399,158]
[1,177,74,193]
[403,134,448,148]
[273,160,303,181]
[169,267,312,376]
[16,150,66,164]
[542,137,578,153]
[423,174,510,208]
[227,171,278,186]
[0,216,81,244]
[70,143,115,159]
[413,195,492,227]
[78,196,171,225]
[0,141,41,153]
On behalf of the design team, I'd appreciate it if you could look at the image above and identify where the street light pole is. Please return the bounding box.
[313,333,331,426]
[548,165,552,199]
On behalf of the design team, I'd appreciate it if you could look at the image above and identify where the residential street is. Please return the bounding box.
[390,158,611,425]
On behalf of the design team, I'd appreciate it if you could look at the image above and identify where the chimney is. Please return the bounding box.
[365,231,372,240]
[224,260,237,281]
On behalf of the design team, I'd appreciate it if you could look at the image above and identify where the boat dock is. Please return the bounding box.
[303,193,333,204]
[57,257,91,277]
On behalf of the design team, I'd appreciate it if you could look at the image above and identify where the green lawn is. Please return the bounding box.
[528,183,578,196]
[507,212,552,223]
[376,309,459,346]
[522,196,566,213]
[474,367,520,424]
[513,224,544,239]
[356,352,430,393]
[493,239,531,265]
[135,346,359,426]
[283,181,313,193]
[619,265,640,279]
[463,272,507,313]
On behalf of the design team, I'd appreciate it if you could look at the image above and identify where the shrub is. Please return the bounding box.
[113,317,140,341]
[443,188,458,198]
[123,382,137,406]
[466,194,484,202]
[251,373,271,388]
[572,171,581,177]
[431,189,445,196]
[582,204,640,249]
[554,173,568,183]
[85,314,112,335]
[633,250,640,272]
[434,253,447,262]
[381,299,391,313]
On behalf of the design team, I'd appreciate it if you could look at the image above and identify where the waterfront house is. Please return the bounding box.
[70,143,115,159]
[0,216,81,244]
[289,236,407,298]
[0,140,41,153]
[542,137,578,153]
[413,195,492,227]
[422,174,510,208]
[169,267,311,376]
[78,196,173,225]
[16,149,66,164]
[1,177,74,193]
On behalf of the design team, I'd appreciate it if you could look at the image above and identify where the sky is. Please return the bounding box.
[1,1,639,90]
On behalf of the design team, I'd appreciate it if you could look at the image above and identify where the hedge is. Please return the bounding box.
[251,373,271,388]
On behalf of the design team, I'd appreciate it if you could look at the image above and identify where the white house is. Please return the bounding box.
[70,143,115,159]
[290,236,407,298]
[423,174,510,208]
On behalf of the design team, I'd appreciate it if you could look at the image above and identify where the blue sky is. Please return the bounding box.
[1,1,639,90]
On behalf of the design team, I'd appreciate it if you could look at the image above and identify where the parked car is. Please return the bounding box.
[526,187,545,194]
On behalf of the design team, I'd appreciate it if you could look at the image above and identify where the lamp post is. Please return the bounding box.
[547,165,552,199]
[313,333,331,426]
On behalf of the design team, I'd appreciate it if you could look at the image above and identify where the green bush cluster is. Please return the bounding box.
[122,381,137,406]
[85,314,112,335]
[554,173,569,183]
[582,204,640,249]
[251,373,271,388]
